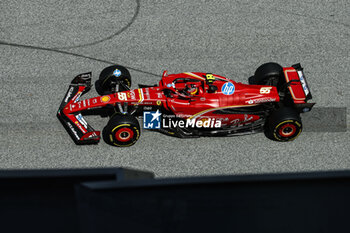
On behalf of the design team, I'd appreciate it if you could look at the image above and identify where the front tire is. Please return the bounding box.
[102,114,140,147]
[264,107,302,142]
[95,65,132,95]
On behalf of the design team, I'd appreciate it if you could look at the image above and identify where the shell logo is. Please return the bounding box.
[101,95,111,103]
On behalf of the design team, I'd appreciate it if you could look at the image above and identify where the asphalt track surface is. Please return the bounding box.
[1,0,349,177]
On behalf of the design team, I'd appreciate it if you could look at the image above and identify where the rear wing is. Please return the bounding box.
[283,63,315,112]
[57,72,101,145]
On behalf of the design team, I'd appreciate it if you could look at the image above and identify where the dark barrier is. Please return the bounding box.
[1,169,350,233]
[0,168,154,233]
[77,171,350,233]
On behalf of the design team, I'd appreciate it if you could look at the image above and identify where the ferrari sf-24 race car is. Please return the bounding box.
[57,62,315,147]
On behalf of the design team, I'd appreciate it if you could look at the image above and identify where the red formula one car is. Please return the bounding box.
[57,63,315,147]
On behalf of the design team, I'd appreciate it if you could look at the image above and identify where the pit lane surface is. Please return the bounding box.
[1,0,349,177]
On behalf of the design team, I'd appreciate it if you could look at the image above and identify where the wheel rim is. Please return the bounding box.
[115,127,134,142]
[279,123,296,137]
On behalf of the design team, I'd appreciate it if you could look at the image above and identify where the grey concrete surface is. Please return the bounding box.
[0,0,349,177]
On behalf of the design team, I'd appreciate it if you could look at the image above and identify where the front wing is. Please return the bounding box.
[57,72,101,145]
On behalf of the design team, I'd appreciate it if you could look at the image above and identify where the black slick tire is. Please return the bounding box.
[264,107,302,142]
[95,65,132,95]
[102,114,140,147]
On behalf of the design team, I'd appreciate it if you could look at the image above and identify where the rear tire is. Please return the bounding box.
[264,107,302,142]
[248,62,284,88]
[102,114,140,147]
[95,65,132,95]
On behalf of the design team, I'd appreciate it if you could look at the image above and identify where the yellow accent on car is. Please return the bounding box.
[138,89,144,103]
[275,120,293,130]
[190,88,198,95]
[273,120,302,141]
[101,95,110,103]
[184,72,205,80]
[206,73,215,83]
[112,124,131,133]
